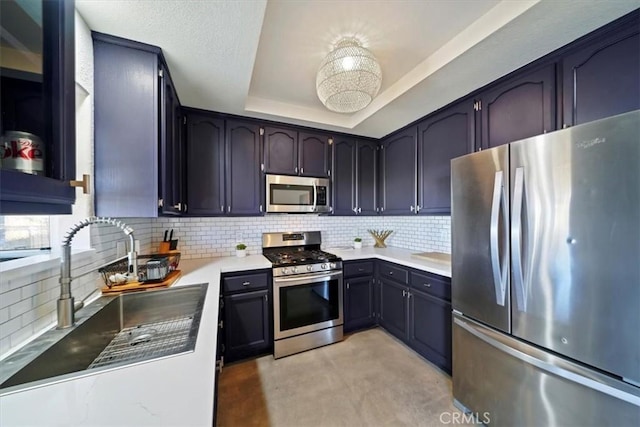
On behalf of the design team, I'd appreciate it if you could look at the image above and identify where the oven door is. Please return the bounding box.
[266,174,330,213]
[273,270,343,340]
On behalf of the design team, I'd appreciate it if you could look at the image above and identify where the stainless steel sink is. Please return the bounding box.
[0,283,208,394]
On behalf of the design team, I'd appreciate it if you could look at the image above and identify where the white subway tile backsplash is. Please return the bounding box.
[0,217,152,355]
[150,215,451,259]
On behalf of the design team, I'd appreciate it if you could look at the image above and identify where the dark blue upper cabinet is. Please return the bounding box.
[299,132,330,177]
[184,111,225,216]
[263,126,330,177]
[379,128,417,215]
[417,100,474,215]
[263,126,297,175]
[562,17,639,127]
[0,0,75,214]
[331,137,356,215]
[356,140,378,215]
[478,64,556,150]
[160,65,183,216]
[225,120,262,215]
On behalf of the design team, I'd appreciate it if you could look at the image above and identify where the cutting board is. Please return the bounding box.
[411,252,451,263]
[101,270,182,295]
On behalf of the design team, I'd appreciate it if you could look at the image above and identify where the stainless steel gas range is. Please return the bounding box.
[262,231,343,359]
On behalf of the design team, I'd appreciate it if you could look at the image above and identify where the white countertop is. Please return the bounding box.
[327,246,451,277]
[0,255,270,427]
[0,250,445,426]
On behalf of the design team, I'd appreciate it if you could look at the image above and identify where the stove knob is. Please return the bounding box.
[292,266,298,273]
[321,263,327,269]
[330,262,337,269]
[306,265,313,271]
[281,268,288,275]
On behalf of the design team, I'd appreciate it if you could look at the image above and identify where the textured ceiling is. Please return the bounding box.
[76,0,639,138]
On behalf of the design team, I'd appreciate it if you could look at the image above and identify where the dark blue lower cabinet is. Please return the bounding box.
[409,288,452,374]
[344,276,375,332]
[378,277,409,341]
[223,289,271,363]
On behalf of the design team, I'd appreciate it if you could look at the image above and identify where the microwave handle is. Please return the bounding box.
[312,183,318,212]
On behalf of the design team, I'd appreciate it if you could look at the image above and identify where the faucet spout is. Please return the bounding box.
[57,217,138,329]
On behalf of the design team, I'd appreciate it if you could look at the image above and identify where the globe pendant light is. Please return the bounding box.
[316,38,382,113]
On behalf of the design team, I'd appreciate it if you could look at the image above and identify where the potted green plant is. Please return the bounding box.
[353,237,362,249]
[236,243,247,257]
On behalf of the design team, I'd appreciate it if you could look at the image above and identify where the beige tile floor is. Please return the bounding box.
[218,328,473,427]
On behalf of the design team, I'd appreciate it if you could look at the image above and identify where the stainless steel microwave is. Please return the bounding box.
[265,174,330,213]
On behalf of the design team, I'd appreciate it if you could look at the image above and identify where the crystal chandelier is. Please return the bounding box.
[316,38,382,113]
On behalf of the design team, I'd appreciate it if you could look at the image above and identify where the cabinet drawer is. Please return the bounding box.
[223,273,268,293]
[410,271,450,301]
[344,261,374,277]
[379,262,409,284]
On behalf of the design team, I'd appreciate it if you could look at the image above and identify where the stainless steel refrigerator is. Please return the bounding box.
[451,110,640,426]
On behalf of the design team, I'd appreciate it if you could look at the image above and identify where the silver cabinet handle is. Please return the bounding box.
[220,205,224,212]
[259,204,263,212]
[301,167,304,174]
[402,289,406,297]
[410,205,414,212]
[357,207,361,213]
[389,271,393,275]
[358,268,364,272]
[173,203,182,210]
[242,281,250,286]
[346,282,350,290]
[424,283,431,288]
[184,203,187,213]
[511,167,527,312]
[416,205,421,213]
[353,207,357,213]
[264,294,268,302]
[490,170,507,307]
[227,206,231,213]
[295,166,298,174]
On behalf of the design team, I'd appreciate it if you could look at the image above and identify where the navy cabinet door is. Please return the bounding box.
[185,112,225,216]
[479,64,556,149]
[226,120,262,215]
[331,137,356,215]
[562,25,639,127]
[409,288,452,374]
[0,0,75,214]
[380,128,417,215]
[93,34,160,217]
[344,276,375,332]
[417,101,474,215]
[224,289,271,363]
[356,140,378,215]
[299,132,330,177]
[160,68,182,215]
[379,277,408,341]
[263,126,297,175]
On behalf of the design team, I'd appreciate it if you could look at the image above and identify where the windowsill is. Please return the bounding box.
[0,248,97,281]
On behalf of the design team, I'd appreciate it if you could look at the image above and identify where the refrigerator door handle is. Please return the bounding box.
[490,170,507,306]
[454,316,640,406]
[511,167,527,312]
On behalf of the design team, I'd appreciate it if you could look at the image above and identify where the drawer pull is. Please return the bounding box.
[358,268,364,272]
[389,271,393,275]
[424,283,431,288]
[242,281,251,286]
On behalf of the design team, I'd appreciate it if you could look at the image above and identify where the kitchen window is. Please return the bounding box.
[0,216,51,261]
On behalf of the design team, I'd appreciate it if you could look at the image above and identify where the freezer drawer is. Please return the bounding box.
[452,314,640,427]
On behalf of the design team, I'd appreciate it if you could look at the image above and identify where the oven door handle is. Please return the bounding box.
[274,271,342,286]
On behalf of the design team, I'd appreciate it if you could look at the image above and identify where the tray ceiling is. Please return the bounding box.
[76,0,639,138]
